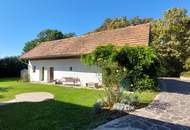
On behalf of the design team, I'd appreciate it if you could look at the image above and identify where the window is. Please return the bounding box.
[69,67,72,71]
[33,66,36,73]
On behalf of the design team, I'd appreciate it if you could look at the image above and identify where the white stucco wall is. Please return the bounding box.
[28,58,102,86]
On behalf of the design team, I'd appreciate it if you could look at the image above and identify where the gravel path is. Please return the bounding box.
[6,92,54,103]
[94,78,190,130]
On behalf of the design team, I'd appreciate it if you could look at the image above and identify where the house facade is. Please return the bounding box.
[20,23,150,86]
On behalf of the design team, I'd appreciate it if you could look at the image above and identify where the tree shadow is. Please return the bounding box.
[103,114,190,130]
[0,77,19,82]
[0,87,13,92]
[0,87,12,99]
[0,99,126,130]
[159,78,190,95]
[0,99,189,130]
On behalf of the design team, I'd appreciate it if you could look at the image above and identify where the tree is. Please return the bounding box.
[129,16,153,25]
[94,16,153,32]
[23,29,75,53]
[184,57,190,71]
[0,56,26,78]
[82,45,157,107]
[82,45,157,91]
[151,8,190,76]
[22,39,40,53]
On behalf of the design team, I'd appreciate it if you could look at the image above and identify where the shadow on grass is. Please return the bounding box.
[0,99,189,130]
[0,99,126,130]
[0,77,19,82]
[159,78,190,95]
[0,87,13,92]
[0,87,13,99]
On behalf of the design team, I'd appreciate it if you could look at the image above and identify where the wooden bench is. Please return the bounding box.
[55,77,81,86]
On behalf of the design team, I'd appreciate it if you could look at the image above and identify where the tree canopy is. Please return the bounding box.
[23,29,75,53]
[151,8,190,76]
[0,56,26,78]
[94,17,153,32]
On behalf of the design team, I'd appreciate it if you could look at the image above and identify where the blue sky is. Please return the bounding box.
[0,0,190,57]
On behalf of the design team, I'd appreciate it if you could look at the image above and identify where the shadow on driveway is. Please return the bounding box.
[159,78,190,95]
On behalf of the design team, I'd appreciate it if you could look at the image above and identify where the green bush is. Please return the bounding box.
[82,45,158,107]
[20,69,30,82]
[180,71,190,77]
[121,93,138,105]
[184,57,190,71]
[0,56,26,78]
[133,76,155,91]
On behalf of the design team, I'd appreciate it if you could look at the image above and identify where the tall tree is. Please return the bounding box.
[94,16,153,32]
[23,29,75,53]
[22,39,40,53]
[0,56,26,78]
[151,8,190,76]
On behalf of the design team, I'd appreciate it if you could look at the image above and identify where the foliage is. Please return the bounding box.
[94,17,153,32]
[115,46,157,91]
[133,76,155,91]
[82,45,157,107]
[103,87,123,107]
[151,8,190,76]
[20,69,29,82]
[0,56,26,78]
[121,93,138,105]
[22,39,40,53]
[82,45,124,89]
[184,57,190,71]
[180,71,190,77]
[23,29,75,53]
[37,29,75,42]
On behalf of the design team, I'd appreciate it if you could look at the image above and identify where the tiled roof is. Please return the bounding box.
[20,23,150,60]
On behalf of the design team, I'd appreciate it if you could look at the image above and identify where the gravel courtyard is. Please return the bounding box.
[95,78,190,130]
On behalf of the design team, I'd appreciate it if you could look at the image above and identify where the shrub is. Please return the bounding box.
[180,71,190,77]
[121,93,138,105]
[103,87,123,107]
[20,69,29,82]
[133,76,155,91]
[184,57,190,71]
[82,45,157,108]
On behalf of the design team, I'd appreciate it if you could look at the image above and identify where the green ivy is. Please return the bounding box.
[81,45,158,91]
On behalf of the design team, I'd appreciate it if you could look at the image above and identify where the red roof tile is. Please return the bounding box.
[20,23,150,60]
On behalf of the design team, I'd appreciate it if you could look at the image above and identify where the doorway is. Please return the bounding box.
[40,67,45,81]
[48,67,54,82]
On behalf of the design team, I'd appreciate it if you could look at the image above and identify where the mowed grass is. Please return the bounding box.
[0,78,158,130]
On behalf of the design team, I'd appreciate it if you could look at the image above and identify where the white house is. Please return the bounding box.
[20,23,150,87]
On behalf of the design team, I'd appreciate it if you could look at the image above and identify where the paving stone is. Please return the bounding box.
[130,121,149,130]
[94,78,190,130]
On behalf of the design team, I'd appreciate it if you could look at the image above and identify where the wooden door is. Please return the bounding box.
[41,67,44,81]
[49,67,54,82]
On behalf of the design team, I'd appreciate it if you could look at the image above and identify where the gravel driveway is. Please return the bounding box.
[95,78,190,130]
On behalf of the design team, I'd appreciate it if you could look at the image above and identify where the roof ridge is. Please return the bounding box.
[79,23,150,38]
[39,23,150,45]
[20,23,150,60]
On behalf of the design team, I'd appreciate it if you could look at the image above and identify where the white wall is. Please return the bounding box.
[28,58,102,86]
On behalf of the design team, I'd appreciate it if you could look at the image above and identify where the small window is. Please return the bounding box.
[69,67,72,71]
[33,66,36,73]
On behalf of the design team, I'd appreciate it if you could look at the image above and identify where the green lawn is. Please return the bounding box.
[0,78,158,130]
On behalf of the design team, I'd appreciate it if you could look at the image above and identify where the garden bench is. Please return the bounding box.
[55,77,81,86]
